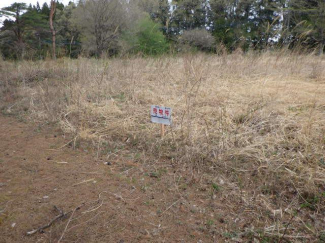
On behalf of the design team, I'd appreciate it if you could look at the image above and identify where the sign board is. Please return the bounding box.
[150,105,172,125]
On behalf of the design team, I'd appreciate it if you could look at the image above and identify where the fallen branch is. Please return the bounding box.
[27,206,71,236]
[57,206,77,243]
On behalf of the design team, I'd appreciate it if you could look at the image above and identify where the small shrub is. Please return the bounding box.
[179,28,215,52]
[124,16,169,56]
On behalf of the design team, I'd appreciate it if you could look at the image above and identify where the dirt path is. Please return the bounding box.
[0,115,224,243]
[0,115,135,242]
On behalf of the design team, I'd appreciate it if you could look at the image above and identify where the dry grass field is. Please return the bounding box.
[1,51,325,242]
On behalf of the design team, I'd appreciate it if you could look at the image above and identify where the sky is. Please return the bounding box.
[0,0,71,10]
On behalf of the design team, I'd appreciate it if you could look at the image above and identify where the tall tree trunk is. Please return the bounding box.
[69,36,74,58]
[15,7,24,59]
[49,0,56,59]
[320,27,325,55]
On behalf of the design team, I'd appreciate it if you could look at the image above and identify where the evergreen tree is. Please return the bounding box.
[1,0,324,59]
[36,1,41,12]
[172,0,208,31]
[156,0,172,36]
[55,2,81,58]
[282,0,325,53]
[0,3,28,59]
[41,3,50,17]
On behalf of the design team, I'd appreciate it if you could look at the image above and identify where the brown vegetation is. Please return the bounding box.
[1,51,325,241]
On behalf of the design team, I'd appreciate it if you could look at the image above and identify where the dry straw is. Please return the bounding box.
[1,52,325,218]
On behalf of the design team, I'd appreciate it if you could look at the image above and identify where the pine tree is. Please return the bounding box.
[41,3,50,17]
[172,0,208,31]
[36,2,41,12]
[0,3,28,58]
[283,0,325,53]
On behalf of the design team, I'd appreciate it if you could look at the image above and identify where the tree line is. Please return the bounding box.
[0,0,324,60]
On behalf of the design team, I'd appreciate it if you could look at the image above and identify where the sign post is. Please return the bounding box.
[150,105,172,138]
[161,124,165,137]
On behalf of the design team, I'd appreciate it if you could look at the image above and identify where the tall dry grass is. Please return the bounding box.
[1,51,325,239]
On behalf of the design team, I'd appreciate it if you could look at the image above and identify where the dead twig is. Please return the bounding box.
[80,172,103,175]
[265,232,312,239]
[26,206,71,236]
[0,200,13,215]
[159,198,182,216]
[81,191,107,214]
[56,138,75,150]
[67,211,103,233]
[73,178,95,186]
[57,206,77,243]
[279,208,299,243]
[58,194,106,242]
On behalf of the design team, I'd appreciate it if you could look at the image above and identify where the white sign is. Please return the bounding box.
[150,105,172,125]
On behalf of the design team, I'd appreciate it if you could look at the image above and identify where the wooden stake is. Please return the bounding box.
[161,124,165,138]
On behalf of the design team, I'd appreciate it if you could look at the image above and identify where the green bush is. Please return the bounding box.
[124,17,169,56]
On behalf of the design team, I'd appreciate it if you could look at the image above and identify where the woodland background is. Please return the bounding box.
[0,0,325,60]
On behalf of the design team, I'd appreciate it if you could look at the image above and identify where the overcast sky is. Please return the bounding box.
[0,0,71,10]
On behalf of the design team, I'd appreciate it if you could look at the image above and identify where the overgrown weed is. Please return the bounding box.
[1,51,325,240]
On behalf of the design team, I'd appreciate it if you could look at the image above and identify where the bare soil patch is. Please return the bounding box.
[0,114,228,243]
